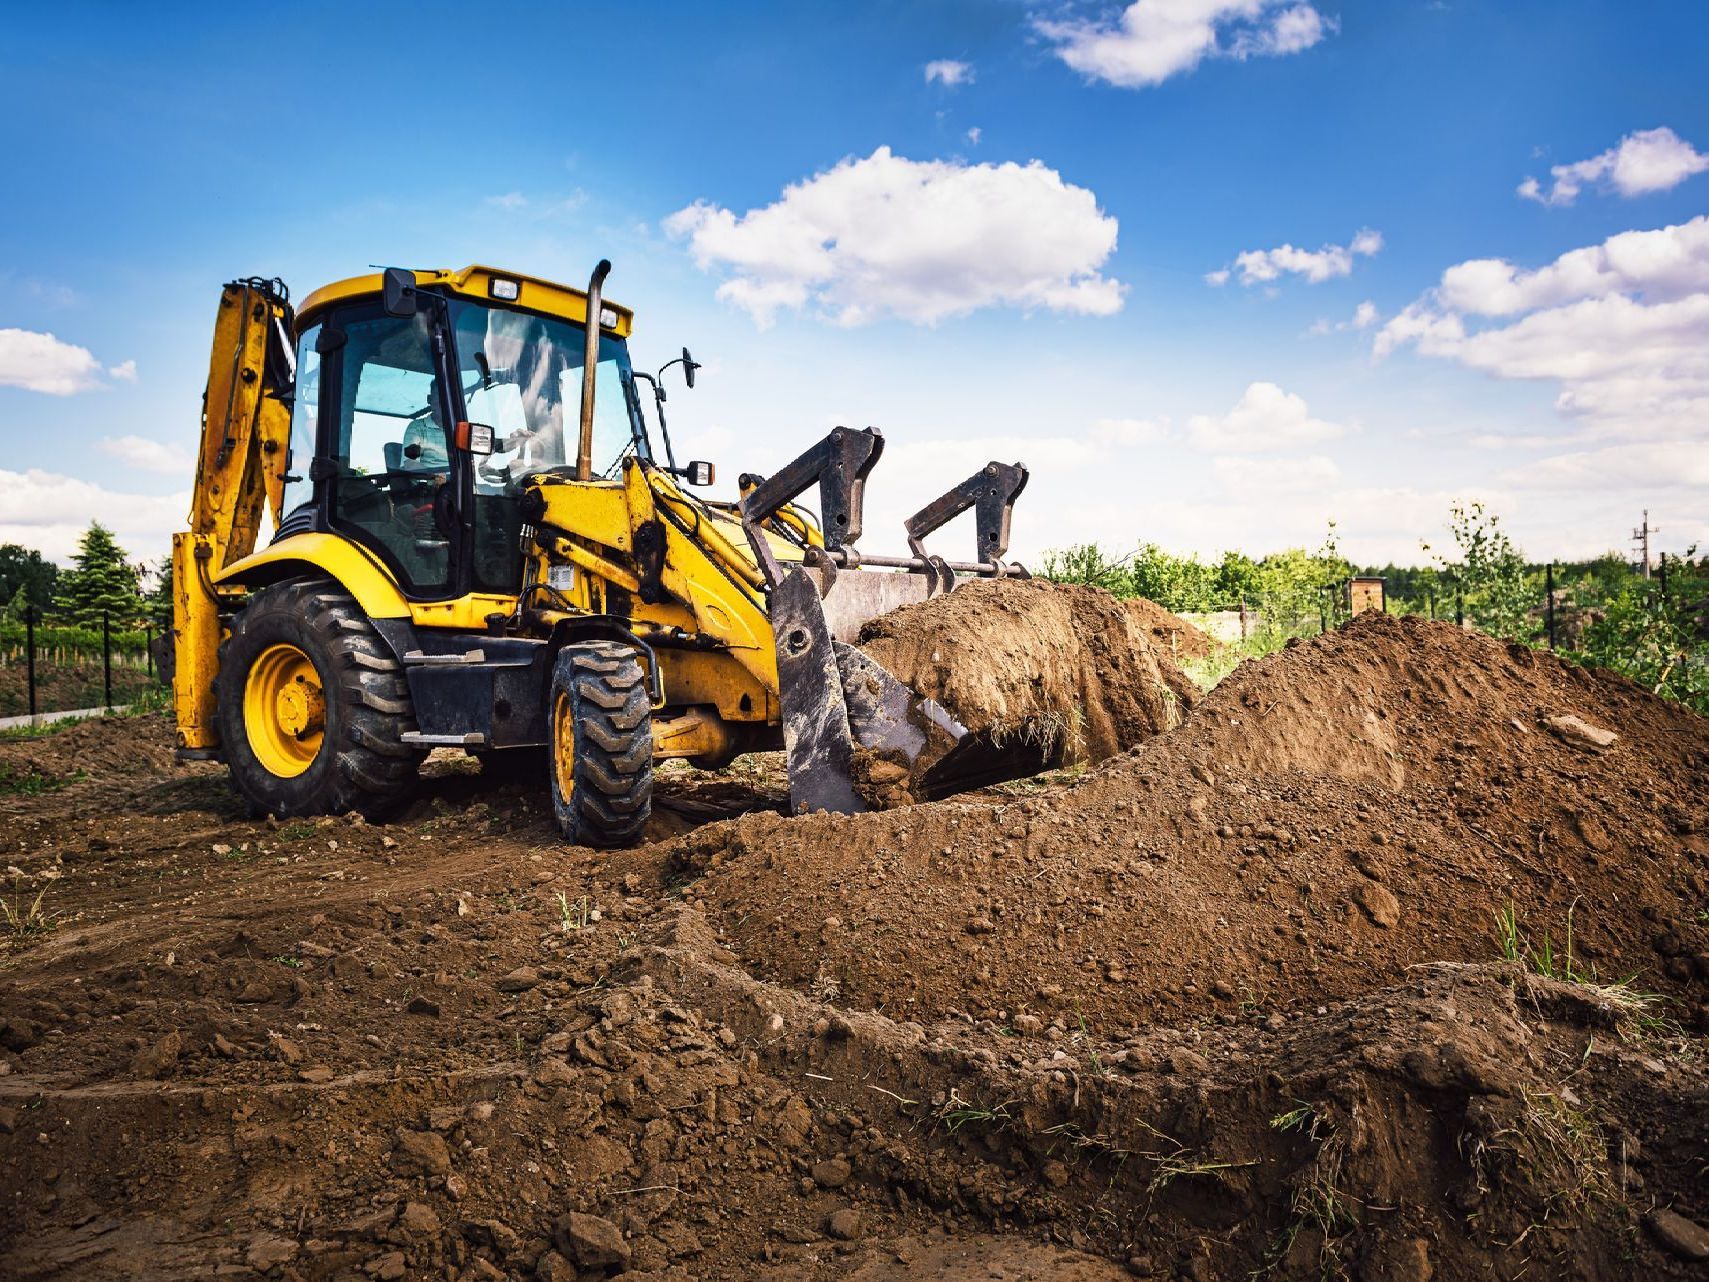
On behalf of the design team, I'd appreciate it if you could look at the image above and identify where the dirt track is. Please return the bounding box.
[1,603,1706,1281]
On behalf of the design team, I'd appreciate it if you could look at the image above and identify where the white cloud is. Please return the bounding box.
[484,192,529,211]
[966,126,982,146]
[1308,299,1379,334]
[1187,381,1349,452]
[665,146,1125,327]
[0,468,187,564]
[1376,215,1709,444]
[1519,126,1709,207]
[1508,442,1709,492]
[925,59,974,87]
[0,328,111,395]
[1214,228,1383,287]
[108,359,137,381]
[1035,0,1333,90]
[1430,215,1709,317]
[98,434,191,474]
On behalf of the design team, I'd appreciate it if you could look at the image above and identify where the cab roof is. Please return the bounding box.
[296,264,634,339]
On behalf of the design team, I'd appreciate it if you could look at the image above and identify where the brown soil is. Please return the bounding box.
[1122,598,1218,662]
[856,580,1199,766]
[1,613,1705,1282]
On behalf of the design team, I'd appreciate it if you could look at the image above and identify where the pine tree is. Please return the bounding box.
[53,523,144,628]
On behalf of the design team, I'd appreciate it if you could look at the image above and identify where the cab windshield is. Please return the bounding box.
[446,298,648,494]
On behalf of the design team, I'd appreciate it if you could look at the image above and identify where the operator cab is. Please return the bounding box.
[276,265,656,600]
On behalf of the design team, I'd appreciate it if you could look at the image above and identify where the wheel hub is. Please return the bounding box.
[244,643,325,778]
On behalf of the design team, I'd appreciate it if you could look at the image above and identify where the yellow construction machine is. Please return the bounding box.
[172,263,1033,845]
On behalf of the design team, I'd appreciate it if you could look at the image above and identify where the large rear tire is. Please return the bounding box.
[215,579,424,818]
[548,642,653,847]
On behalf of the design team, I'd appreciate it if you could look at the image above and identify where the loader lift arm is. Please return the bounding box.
[172,278,298,755]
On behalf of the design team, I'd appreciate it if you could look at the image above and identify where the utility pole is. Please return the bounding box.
[1631,509,1658,579]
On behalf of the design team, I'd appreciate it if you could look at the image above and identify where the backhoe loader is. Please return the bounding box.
[172,262,1034,845]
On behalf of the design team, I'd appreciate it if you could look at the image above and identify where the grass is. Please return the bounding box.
[1,865,61,943]
[1147,1150,1257,1194]
[1492,898,1676,1038]
[0,763,85,795]
[935,1088,1016,1135]
[557,891,592,931]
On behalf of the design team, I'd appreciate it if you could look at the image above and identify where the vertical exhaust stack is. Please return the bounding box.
[576,259,612,481]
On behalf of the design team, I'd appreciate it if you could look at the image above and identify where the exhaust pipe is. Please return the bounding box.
[576,258,612,481]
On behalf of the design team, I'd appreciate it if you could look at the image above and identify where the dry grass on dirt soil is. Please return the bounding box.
[0,583,1705,1282]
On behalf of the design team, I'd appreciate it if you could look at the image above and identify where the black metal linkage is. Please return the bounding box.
[903,461,1028,570]
[739,426,884,586]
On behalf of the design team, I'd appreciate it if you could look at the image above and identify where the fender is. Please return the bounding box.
[216,532,411,619]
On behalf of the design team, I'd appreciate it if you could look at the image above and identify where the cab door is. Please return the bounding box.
[320,304,461,598]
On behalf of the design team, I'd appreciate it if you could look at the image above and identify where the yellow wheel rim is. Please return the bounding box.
[552,690,576,801]
[244,643,325,778]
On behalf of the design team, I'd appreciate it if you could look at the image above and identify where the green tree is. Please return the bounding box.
[1127,543,1221,611]
[0,544,59,614]
[1426,502,1536,642]
[1039,543,1133,593]
[52,523,144,628]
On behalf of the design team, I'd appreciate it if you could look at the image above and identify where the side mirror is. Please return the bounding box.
[684,460,714,487]
[454,421,496,456]
[682,347,699,389]
[382,267,418,317]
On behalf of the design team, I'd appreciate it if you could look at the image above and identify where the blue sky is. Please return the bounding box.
[2,0,1706,568]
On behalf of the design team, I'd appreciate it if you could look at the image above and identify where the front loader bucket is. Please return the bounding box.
[770,567,1053,814]
[743,426,1041,815]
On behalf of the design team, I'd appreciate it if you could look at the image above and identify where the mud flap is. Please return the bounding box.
[771,567,868,816]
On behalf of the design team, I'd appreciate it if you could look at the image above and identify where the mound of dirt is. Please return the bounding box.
[1,615,1706,1281]
[0,712,180,791]
[1123,597,1218,661]
[856,579,1199,767]
[676,613,1708,1032]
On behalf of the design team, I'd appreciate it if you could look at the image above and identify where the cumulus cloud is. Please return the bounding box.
[98,434,191,474]
[1377,214,1709,483]
[1210,228,1382,287]
[1187,381,1348,452]
[0,328,114,395]
[665,146,1125,326]
[925,59,974,86]
[0,468,187,563]
[1035,0,1333,90]
[1519,126,1709,207]
[108,359,138,382]
[966,126,982,146]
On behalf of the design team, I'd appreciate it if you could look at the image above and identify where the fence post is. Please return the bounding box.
[1455,583,1464,628]
[26,604,37,721]
[1658,552,1669,605]
[102,609,113,710]
[1545,562,1556,650]
[145,622,153,678]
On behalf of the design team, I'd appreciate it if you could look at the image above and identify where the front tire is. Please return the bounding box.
[549,642,653,847]
[216,579,424,818]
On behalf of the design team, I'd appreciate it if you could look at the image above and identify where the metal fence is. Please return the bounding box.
[0,606,168,720]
